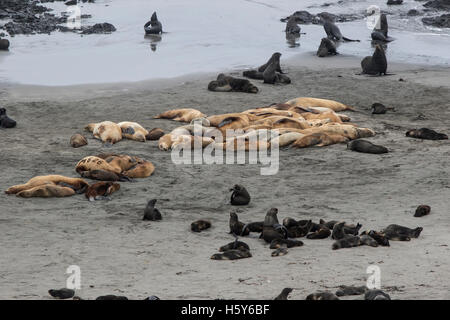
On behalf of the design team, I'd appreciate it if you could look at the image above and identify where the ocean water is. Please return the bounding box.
[0,0,449,86]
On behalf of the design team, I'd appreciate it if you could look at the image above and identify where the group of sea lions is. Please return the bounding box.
[275,286,391,300]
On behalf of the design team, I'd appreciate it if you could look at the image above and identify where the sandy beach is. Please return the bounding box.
[0,53,449,300]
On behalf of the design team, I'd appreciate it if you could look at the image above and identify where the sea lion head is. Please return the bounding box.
[230,211,238,221]
[0,108,6,116]
[147,199,157,207]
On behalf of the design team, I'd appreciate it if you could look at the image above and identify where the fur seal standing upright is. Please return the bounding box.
[347,140,388,154]
[85,182,120,201]
[191,220,211,232]
[211,249,252,260]
[317,38,338,57]
[96,295,128,300]
[322,17,360,42]
[48,288,75,299]
[146,128,165,141]
[274,288,293,300]
[361,44,387,75]
[306,292,339,300]
[219,240,250,252]
[364,289,391,300]
[336,285,368,297]
[263,59,291,84]
[406,128,448,140]
[414,205,431,217]
[0,108,16,128]
[208,74,259,93]
[229,212,250,236]
[230,185,251,205]
[144,12,162,35]
[0,38,10,51]
[143,199,162,221]
[70,134,88,148]
[382,224,423,240]
[285,16,301,34]
[262,208,287,243]
[258,52,283,73]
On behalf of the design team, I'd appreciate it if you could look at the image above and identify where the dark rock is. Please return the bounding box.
[81,23,116,34]
[423,0,450,11]
[422,14,450,27]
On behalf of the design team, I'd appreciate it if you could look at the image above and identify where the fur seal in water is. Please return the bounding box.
[0,38,10,51]
[191,220,211,232]
[143,199,162,221]
[406,128,448,140]
[274,288,293,300]
[211,249,252,260]
[371,14,393,42]
[317,38,338,57]
[364,289,390,300]
[347,139,388,154]
[371,103,394,114]
[85,182,120,201]
[382,224,422,241]
[219,240,250,252]
[230,184,251,205]
[306,292,339,300]
[285,16,301,34]
[70,134,88,148]
[144,12,162,35]
[0,108,16,128]
[361,44,387,75]
[414,205,431,217]
[322,17,360,42]
[208,74,259,93]
[336,285,368,297]
[48,288,75,299]
[229,212,250,236]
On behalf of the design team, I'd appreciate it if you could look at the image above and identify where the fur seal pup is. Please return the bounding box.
[143,199,162,221]
[191,220,211,232]
[70,134,88,148]
[364,289,390,300]
[382,224,423,240]
[85,121,122,145]
[361,44,387,76]
[230,184,251,205]
[146,128,165,140]
[48,288,75,299]
[80,169,131,182]
[85,182,120,201]
[286,220,313,238]
[406,128,448,140]
[211,249,252,260]
[258,52,283,73]
[262,208,288,243]
[347,140,388,154]
[144,12,162,35]
[269,239,303,249]
[208,74,259,93]
[229,212,250,236]
[336,285,368,297]
[361,230,390,246]
[154,109,206,123]
[274,288,293,300]
[96,295,128,300]
[272,247,288,257]
[332,235,361,250]
[307,226,331,239]
[219,240,250,252]
[331,222,346,240]
[322,17,359,42]
[306,292,339,300]
[317,38,338,57]
[0,108,16,128]
[6,175,89,196]
[414,205,431,217]
[285,16,301,34]
[371,103,390,114]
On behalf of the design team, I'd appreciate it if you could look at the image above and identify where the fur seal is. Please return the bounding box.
[269,239,303,249]
[0,38,10,51]
[143,199,162,221]
[306,292,339,300]
[80,169,131,182]
[85,121,122,145]
[208,74,259,93]
[359,235,379,247]
[262,208,288,243]
[274,288,293,300]
[230,184,250,205]
[243,70,264,80]
[364,289,390,300]
[332,235,361,250]
[382,224,423,241]
[85,182,120,201]
[361,230,390,246]
[285,16,301,34]
[406,128,448,140]
[211,249,252,260]
[306,226,331,239]
[191,220,211,232]
[331,222,346,240]
[48,288,75,299]
[6,175,89,197]
[229,212,250,236]
[347,139,388,154]
[70,134,88,148]
[361,44,387,76]
[336,285,368,297]
[414,205,431,217]
[263,59,291,84]
[154,109,206,123]
[319,219,338,230]
[322,17,359,42]
[146,128,165,141]
[286,220,313,238]
[0,108,16,128]
[317,38,338,57]
[144,12,162,35]
[387,0,403,5]
[371,103,391,114]
[219,240,250,252]
[272,247,288,257]
[96,295,128,300]
[258,52,283,73]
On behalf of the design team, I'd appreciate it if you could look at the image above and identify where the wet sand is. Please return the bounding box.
[0,55,449,300]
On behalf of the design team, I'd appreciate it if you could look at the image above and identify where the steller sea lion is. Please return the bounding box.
[306,292,339,300]
[0,108,16,128]
[70,134,88,148]
[414,205,431,217]
[347,139,388,154]
[211,249,252,260]
[361,44,387,75]
[118,122,151,142]
[274,288,293,300]
[146,128,165,141]
[122,157,155,178]
[230,185,251,205]
[85,121,122,145]
[208,74,259,93]
[191,220,211,232]
[6,175,89,196]
[154,109,206,123]
[285,97,354,112]
[270,132,305,148]
[143,199,162,221]
[80,169,131,182]
[317,38,338,57]
[219,240,250,252]
[15,185,77,198]
[76,156,124,175]
[382,224,423,240]
[291,132,348,148]
[85,182,120,201]
[406,128,448,140]
[48,288,75,299]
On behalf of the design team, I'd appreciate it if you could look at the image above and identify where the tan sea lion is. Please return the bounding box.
[85,121,122,145]
[285,97,354,112]
[70,134,88,148]
[291,133,348,148]
[5,175,89,195]
[95,153,137,172]
[154,108,206,123]
[206,113,251,131]
[122,157,155,178]
[118,122,149,142]
[75,156,123,175]
[270,132,305,148]
[16,185,76,198]
[298,123,375,140]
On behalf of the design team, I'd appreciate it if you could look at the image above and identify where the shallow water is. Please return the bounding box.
[0,0,449,85]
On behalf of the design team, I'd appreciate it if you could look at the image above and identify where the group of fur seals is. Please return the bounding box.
[0,108,16,128]
[143,199,162,221]
[316,38,338,57]
[243,53,291,85]
[208,74,259,93]
[406,128,448,140]
[361,44,387,75]
[144,12,162,35]
[347,139,389,154]
[191,220,211,232]
[0,38,10,51]
[230,185,251,205]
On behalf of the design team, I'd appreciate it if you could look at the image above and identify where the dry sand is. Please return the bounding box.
[0,54,449,300]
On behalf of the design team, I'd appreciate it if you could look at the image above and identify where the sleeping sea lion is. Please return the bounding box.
[5,175,89,196]
[143,199,162,221]
[371,14,393,42]
[285,97,354,112]
[146,128,165,140]
[154,108,206,123]
[230,184,251,205]
[75,156,124,175]
[0,108,16,128]
[406,128,448,140]
[85,121,122,145]
[122,157,155,178]
[291,132,348,148]
[85,182,120,201]
[361,44,387,76]
[118,122,150,142]
[80,169,131,182]
[70,134,88,148]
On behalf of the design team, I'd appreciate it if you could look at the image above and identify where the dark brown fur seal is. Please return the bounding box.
[143,199,162,221]
[0,108,16,128]
[269,239,303,249]
[347,139,388,154]
[332,235,361,250]
[274,288,293,300]
[144,12,162,35]
[361,44,387,75]
[317,38,338,57]
[361,230,390,246]
[191,220,211,232]
[48,288,75,299]
[382,224,423,241]
[219,240,250,252]
[70,134,88,148]
[244,221,264,233]
[258,52,283,73]
[0,38,10,51]
[80,169,131,182]
[230,184,250,205]
[229,212,250,236]
[285,16,301,34]
[263,60,291,84]
[364,289,390,300]
[406,128,448,140]
[306,292,339,300]
[208,74,258,93]
[414,205,431,217]
[211,249,252,260]
[262,208,287,243]
[307,226,331,239]
[360,235,379,247]
[371,14,393,42]
[322,18,359,42]
[286,220,313,238]
[85,182,120,201]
